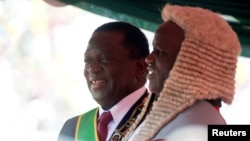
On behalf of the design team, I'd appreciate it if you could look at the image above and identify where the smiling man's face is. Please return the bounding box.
[145,21,184,94]
[84,31,139,110]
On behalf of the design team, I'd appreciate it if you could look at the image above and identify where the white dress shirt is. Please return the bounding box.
[98,86,146,141]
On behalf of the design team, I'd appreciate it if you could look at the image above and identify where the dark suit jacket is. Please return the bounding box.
[57,90,153,141]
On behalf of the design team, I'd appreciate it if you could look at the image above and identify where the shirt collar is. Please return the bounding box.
[99,86,146,123]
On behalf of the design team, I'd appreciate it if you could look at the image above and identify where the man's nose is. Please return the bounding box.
[145,54,155,65]
[87,62,103,73]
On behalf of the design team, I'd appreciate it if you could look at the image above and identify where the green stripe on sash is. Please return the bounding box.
[75,108,99,141]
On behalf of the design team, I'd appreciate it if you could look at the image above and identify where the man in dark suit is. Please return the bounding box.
[57,21,155,141]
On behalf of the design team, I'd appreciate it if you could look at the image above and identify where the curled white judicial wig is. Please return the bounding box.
[132,4,241,141]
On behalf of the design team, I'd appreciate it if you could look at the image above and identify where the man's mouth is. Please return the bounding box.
[91,79,107,89]
[92,80,106,85]
[148,71,153,75]
[147,71,156,79]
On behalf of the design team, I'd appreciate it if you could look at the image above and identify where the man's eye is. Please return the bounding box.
[153,49,161,56]
[84,56,114,64]
[101,56,115,64]
[100,57,108,63]
[84,58,93,64]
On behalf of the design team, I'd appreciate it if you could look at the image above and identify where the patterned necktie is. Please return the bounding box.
[98,111,113,141]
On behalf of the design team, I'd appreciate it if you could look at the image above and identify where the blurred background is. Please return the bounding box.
[0,0,249,141]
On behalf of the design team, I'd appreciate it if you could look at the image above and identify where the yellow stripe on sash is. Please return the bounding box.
[75,108,99,141]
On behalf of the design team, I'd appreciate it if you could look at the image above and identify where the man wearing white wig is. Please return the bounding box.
[125,3,241,141]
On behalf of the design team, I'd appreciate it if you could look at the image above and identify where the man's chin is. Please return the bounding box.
[91,91,106,99]
[148,85,160,94]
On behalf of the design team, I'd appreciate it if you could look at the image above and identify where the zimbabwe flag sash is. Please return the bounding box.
[75,108,99,141]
